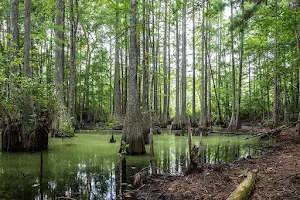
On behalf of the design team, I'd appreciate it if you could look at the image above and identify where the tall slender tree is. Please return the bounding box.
[192,0,196,127]
[162,0,168,128]
[228,0,236,130]
[273,0,279,128]
[23,0,31,77]
[200,0,207,127]
[142,0,150,144]
[289,0,300,131]
[235,0,244,130]
[114,0,122,123]
[173,2,181,130]
[121,0,145,155]
[181,0,188,128]
[54,0,70,136]
[68,0,78,126]
[10,0,19,74]
[55,0,65,105]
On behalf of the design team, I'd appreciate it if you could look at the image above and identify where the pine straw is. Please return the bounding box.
[135,130,300,200]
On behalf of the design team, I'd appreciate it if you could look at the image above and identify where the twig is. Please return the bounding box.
[14,165,26,178]
[136,184,146,190]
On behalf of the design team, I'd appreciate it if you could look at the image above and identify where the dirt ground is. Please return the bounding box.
[134,128,300,200]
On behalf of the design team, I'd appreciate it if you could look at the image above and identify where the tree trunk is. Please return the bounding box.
[235,0,244,130]
[181,0,188,128]
[123,39,128,116]
[289,0,300,131]
[161,0,168,128]
[22,0,32,136]
[68,0,78,126]
[273,0,279,128]
[10,0,19,74]
[109,37,113,115]
[142,0,150,144]
[216,14,223,124]
[55,0,65,106]
[173,7,181,130]
[206,12,212,125]
[228,0,236,130]
[167,5,171,121]
[114,1,122,123]
[200,0,207,127]
[23,0,31,77]
[121,0,146,155]
[155,1,162,121]
[151,0,156,119]
[192,0,197,127]
[53,0,72,136]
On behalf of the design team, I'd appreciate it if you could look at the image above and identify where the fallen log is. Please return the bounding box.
[259,120,300,139]
[226,169,258,200]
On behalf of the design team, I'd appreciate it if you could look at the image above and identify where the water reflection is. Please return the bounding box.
[0,133,267,199]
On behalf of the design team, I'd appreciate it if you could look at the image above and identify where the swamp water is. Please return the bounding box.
[0,133,268,199]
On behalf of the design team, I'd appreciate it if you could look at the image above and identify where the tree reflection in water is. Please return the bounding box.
[0,133,268,199]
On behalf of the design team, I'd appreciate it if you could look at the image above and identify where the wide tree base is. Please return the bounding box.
[171,122,183,130]
[122,115,146,155]
[2,122,48,152]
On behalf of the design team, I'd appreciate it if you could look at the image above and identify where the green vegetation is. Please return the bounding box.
[0,0,299,152]
[0,0,298,197]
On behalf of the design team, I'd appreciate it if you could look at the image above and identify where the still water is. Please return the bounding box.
[0,133,267,199]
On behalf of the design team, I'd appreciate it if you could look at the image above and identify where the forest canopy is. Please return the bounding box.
[0,0,299,152]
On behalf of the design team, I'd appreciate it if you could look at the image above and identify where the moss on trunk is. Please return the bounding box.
[226,169,258,200]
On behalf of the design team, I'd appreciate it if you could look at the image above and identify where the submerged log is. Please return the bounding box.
[226,169,258,200]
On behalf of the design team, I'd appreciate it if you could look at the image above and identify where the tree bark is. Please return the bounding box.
[235,0,244,130]
[289,0,300,131]
[151,0,156,118]
[155,1,162,121]
[216,13,223,124]
[206,11,212,125]
[55,0,65,105]
[167,5,171,121]
[123,37,128,116]
[173,6,181,130]
[200,0,207,127]
[161,0,168,128]
[10,0,19,74]
[273,0,279,128]
[181,0,188,128]
[226,169,258,200]
[192,0,196,127]
[297,14,300,133]
[68,0,78,126]
[23,0,31,77]
[54,0,70,136]
[228,0,236,130]
[142,0,150,144]
[114,0,122,123]
[121,0,146,155]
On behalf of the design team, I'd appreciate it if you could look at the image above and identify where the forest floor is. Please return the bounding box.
[134,127,300,200]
